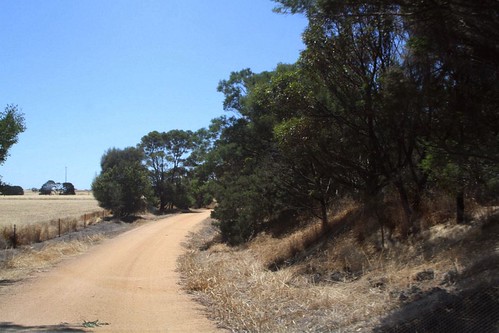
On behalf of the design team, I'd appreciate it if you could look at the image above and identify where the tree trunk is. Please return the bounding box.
[394,178,414,235]
[380,224,385,249]
[456,190,465,224]
[320,198,329,231]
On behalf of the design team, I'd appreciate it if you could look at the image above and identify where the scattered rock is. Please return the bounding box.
[369,277,388,290]
[328,270,361,283]
[399,292,409,302]
[415,269,435,281]
[309,273,323,284]
[441,269,459,286]
[330,271,346,282]
[428,287,445,295]
[410,285,422,294]
[389,290,400,299]
[397,286,424,303]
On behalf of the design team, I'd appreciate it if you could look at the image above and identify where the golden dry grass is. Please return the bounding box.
[0,191,107,248]
[178,205,498,332]
[0,234,106,282]
[0,190,101,227]
[179,221,402,332]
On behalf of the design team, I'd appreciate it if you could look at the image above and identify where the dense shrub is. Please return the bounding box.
[92,147,152,217]
[61,182,76,195]
[0,184,24,195]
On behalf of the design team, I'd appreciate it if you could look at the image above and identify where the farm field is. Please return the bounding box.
[0,190,103,227]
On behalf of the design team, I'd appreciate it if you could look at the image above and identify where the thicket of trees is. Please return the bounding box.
[0,184,24,195]
[93,0,498,245]
[92,129,215,217]
[39,180,76,195]
[208,0,498,243]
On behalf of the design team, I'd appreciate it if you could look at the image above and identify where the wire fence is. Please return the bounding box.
[0,210,108,249]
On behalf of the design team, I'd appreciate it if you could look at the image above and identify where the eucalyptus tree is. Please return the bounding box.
[250,64,342,229]
[140,131,170,213]
[0,104,25,166]
[273,0,499,226]
[140,129,195,212]
[186,125,224,208]
[290,0,427,234]
[210,67,301,244]
[401,0,499,223]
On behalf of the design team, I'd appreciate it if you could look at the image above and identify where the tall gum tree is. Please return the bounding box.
[140,129,195,212]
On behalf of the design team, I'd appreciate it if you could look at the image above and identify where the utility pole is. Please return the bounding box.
[65,166,67,183]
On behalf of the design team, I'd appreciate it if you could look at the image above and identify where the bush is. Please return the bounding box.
[39,180,57,195]
[61,182,76,195]
[0,185,24,195]
[92,147,152,218]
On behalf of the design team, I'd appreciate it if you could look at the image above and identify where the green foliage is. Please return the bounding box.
[421,146,499,205]
[101,146,144,171]
[89,0,498,241]
[39,180,57,195]
[188,177,214,208]
[217,68,255,114]
[92,147,152,217]
[209,0,498,242]
[210,66,327,242]
[61,182,76,195]
[171,182,193,210]
[0,104,26,166]
[139,129,195,213]
[38,181,75,195]
[212,167,284,245]
[272,0,315,14]
[0,184,24,195]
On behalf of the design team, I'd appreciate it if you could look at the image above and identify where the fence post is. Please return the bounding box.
[12,224,17,249]
[84,214,87,228]
[58,219,61,237]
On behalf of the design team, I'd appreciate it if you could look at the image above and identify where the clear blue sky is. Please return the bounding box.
[0,0,307,190]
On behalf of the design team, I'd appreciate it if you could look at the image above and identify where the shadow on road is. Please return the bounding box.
[0,322,87,332]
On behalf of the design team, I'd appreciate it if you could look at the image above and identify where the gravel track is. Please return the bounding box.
[0,210,222,332]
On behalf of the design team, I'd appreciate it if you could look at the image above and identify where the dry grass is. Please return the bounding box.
[0,233,106,282]
[0,191,107,248]
[178,202,499,332]
[0,210,107,248]
[179,226,392,332]
[0,190,101,227]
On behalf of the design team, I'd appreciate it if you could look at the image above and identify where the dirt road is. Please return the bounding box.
[0,210,222,332]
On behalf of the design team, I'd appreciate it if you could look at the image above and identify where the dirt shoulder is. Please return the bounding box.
[0,210,223,332]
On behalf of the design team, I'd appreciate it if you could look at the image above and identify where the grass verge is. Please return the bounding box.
[0,234,106,283]
[0,210,107,248]
[178,206,499,332]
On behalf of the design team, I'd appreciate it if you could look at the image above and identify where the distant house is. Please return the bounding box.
[39,180,76,195]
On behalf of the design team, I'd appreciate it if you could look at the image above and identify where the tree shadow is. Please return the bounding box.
[103,215,142,223]
[0,279,18,287]
[120,215,142,223]
[0,322,87,332]
[266,208,361,271]
[373,256,499,333]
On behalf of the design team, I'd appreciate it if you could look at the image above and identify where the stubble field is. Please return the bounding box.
[0,191,102,227]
